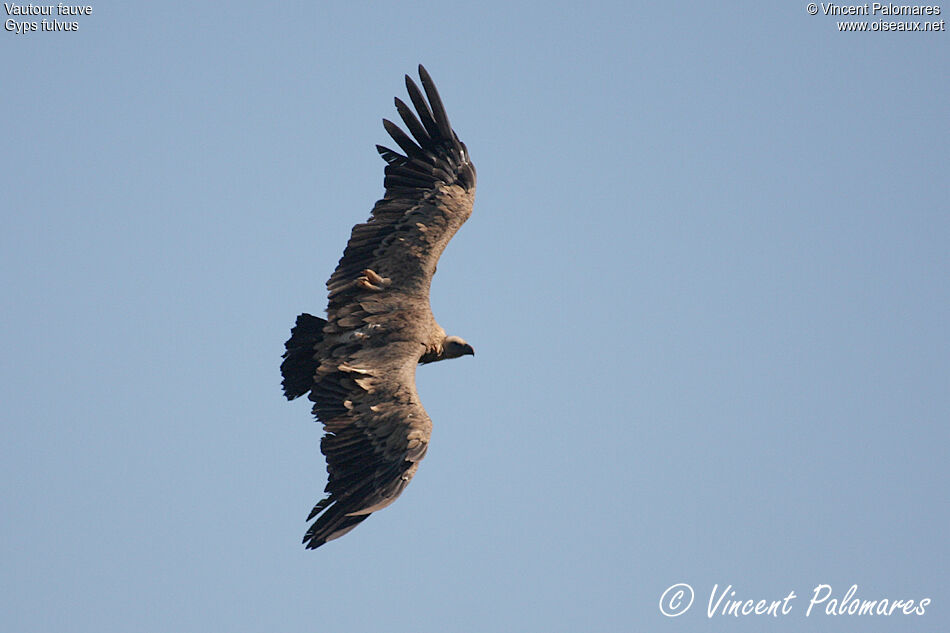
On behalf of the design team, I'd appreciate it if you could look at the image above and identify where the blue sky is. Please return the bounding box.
[1,2,947,632]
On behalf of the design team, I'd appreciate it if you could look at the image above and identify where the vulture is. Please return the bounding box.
[281,66,476,550]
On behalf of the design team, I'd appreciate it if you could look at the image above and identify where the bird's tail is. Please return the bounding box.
[281,313,327,400]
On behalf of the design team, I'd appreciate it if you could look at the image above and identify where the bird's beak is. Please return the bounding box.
[463,344,475,357]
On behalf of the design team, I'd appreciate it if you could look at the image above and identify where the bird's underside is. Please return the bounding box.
[280,65,476,550]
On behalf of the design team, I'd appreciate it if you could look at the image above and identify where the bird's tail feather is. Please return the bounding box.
[281,313,327,400]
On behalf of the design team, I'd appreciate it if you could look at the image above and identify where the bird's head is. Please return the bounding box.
[442,335,475,360]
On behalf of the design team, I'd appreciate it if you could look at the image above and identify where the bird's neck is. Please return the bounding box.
[419,342,444,365]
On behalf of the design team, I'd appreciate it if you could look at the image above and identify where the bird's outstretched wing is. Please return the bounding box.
[326,64,476,312]
[282,65,476,549]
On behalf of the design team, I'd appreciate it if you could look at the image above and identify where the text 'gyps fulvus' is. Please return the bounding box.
[281,66,476,550]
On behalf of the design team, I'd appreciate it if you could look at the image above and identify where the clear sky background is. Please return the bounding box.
[1,2,947,632]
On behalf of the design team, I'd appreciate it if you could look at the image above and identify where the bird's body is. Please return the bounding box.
[281,66,475,550]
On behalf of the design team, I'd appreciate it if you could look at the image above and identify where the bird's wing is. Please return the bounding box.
[302,342,431,549]
[295,66,475,549]
[325,64,476,322]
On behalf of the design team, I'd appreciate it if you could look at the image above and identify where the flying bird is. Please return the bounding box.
[281,66,476,550]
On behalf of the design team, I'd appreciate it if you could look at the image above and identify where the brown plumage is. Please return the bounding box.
[281,66,476,550]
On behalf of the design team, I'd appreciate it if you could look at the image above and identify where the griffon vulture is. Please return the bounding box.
[281,66,476,550]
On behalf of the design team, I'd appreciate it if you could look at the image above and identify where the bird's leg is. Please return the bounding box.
[357,269,391,292]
